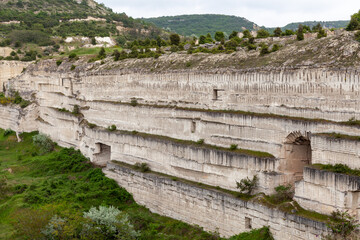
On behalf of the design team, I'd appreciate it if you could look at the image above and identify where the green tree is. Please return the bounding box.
[297,24,304,41]
[312,23,322,32]
[156,36,162,47]
[242,29,252,38]
[355,31,360,42]
[98,47,106,59]
[169,33,180,46]
[302,25,311,33]
[257,29,270,38]
[224,39,238,51]
[199,35,206,44]
[214,31,225,41]
[346,10,360,31]
[273,27,282,37]
[229,31,238,39]
[91,37,96,45]
[284,29,295,36]
[236,175,258,195]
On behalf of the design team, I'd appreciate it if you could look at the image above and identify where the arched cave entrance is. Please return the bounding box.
[93,143,111,167]
[281,131,311,182]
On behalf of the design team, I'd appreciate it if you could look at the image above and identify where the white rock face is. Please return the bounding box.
[94,37,115,46]
[0,61,31,90]
[0,47,12,57]
[104,164,328,239]
[295,167,360,218]
[3,60,360,237]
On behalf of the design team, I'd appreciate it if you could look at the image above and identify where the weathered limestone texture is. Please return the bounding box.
[29,90,360,159]
[104,163,328,239]
[0,61,30,89]
[312,134,360,169]
[4,58,360,237]
[295,167,360,219]
[0,104,38,133]
[0,47,12,57]
[8,61,360,122]
[81,128,284,194]
[34,109,286,194]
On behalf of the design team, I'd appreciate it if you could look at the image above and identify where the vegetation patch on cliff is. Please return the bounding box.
[0,91,30,108]
[312,163,360,177]
[316,132,360,141]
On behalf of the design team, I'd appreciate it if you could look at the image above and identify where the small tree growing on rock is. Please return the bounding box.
[326,210,359,239]
[170,34,180,46]
[297,24,304,41]
[236,175,258,195]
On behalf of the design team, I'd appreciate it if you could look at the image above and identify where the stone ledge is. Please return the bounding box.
[105,162,328,239]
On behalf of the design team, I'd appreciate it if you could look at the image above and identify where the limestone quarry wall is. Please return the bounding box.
[34,108,283,194]
[0,104,38,133]
[0,61,30,89]
[312,134,360,169]
[83,128,284,194]
[295,167,360,219]
[8,65,360,122]
[104,163,328,240]
[4,62,360,237]
[32,91,360,161]
[0,105,22,131]
[71,69,360,122]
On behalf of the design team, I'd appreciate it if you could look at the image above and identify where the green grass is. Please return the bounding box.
[312,163,360,177]
[66,47,122,56]
[316,132,360,141]
[0,129,271,240]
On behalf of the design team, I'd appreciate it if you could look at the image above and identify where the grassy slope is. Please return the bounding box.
[66,46,122,56]
[0,129,270,240]
[0,0,110,16]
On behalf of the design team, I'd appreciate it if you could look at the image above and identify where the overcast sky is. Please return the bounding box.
[98,0,359,27]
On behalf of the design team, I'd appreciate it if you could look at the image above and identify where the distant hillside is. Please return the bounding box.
[0,0,111,16]
[142,14,260,37]
[0,0,165,41]
[281,20,349,30]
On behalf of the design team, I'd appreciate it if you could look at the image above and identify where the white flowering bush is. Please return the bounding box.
[41,215,66,240]
[82,206,139,239]
[32,133,54,154]
[40,206,139,239]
